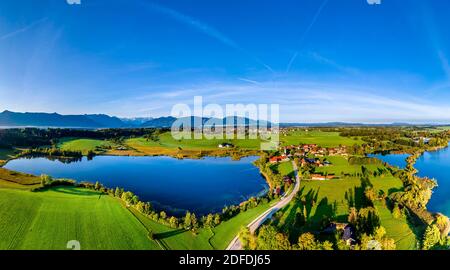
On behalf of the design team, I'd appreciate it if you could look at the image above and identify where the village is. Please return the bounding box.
[269,143,348,181]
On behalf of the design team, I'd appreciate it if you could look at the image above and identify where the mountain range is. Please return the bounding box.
[0,111,271,129]
[0,110,445,129]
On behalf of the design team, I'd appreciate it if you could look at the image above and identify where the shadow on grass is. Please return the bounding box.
[46,186,100,197]
[154,228,187,240]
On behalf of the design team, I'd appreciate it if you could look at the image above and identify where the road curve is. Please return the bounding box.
[226,161,301,250]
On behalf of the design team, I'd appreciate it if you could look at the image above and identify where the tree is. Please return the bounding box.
[435,214,450,236]
[205,214,214,228]
[422,224,441,250]
[183,212,192,229]
[257,225,291,250]
[121,191,134,204]
[392,203,402,219]
[191,213,198,232]
[160,211,167,221]
[169,216,179,228]
[40,174,53,186]
[94,181,101,191]
[348,207,358,224]
[114,187,123,198]
[214,214,221,226]
[239,227,255,250]
[297,233,317,250]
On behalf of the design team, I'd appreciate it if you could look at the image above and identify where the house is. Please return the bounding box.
[269,155,290,164]
[273,186,281,195]
[310,174,336,180]
[283,176,293,185]
[342,225,356,246]
[218,143,234,148]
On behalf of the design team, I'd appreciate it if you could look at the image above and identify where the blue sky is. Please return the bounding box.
[0,0,450,123]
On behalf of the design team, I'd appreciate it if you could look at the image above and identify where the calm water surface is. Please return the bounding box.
[371,146,450,218]
[4,155,268,216]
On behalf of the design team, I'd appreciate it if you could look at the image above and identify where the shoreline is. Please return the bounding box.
[1,152,271,217]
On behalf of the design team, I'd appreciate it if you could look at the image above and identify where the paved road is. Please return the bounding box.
[226,161,301,250]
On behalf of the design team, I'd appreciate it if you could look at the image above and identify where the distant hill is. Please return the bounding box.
[85,114,125,128]
[140,116,177,128]
[120,117,154,127]
[140,116,271,128]
[0,111,127,128]
[0,110,100,128]
[3,110,438,129]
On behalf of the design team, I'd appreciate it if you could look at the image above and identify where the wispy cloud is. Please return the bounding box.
[104,77,450,123]
[0,18,47,40]
[438,50,450,79]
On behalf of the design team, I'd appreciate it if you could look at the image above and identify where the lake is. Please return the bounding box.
[3,155,269,216]
[371,146,450,218]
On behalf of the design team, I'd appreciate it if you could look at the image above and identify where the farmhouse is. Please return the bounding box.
[269,155,290,164]
[218,143,234,148]
[310,174,336,180]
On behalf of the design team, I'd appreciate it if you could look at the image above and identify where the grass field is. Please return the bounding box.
[58,138,115,154]
[273,174,419,249]
[0,186,161,250]
[374,201,420,250]
[57,132,266,157]
[315,156,384,176]
[271,161,295,177]
[281,130,363,147]
[0,148,16,161]
[0,165,273,250]
[130,202,273,250]
[115,132,265,156]
[0,168,41,189]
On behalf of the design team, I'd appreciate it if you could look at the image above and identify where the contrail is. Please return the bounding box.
[286,0,329,72]
[140,1,274,73]
[144,1,239,50]
[0,17,47,40]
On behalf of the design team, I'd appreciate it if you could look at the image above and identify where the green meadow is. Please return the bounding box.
[126,132,265,151]
[271,161,295,177]
[281,130,363,147]
[0,167,273,250]
[58,138,115,154]
[57,132,267,157]
[273,174,419,249]
[0,148,16,161]
[0,186,160,250]
[315,156,384,176]
[130,202,273,250]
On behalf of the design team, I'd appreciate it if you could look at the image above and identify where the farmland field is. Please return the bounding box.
[130,202,273,250]
[273,174,420,249]
[271,161,295,177]
[58,138,115,154]
[315,156,384,176]
[0,148,16,161]
[58,132,267,157]
[0,186,160,250]
[0,165,273,250]
[281,130,363,147]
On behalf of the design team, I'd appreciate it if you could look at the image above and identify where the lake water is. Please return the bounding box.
[3,155,268,216]
[368,153,410,169]
[371,146,450,218]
